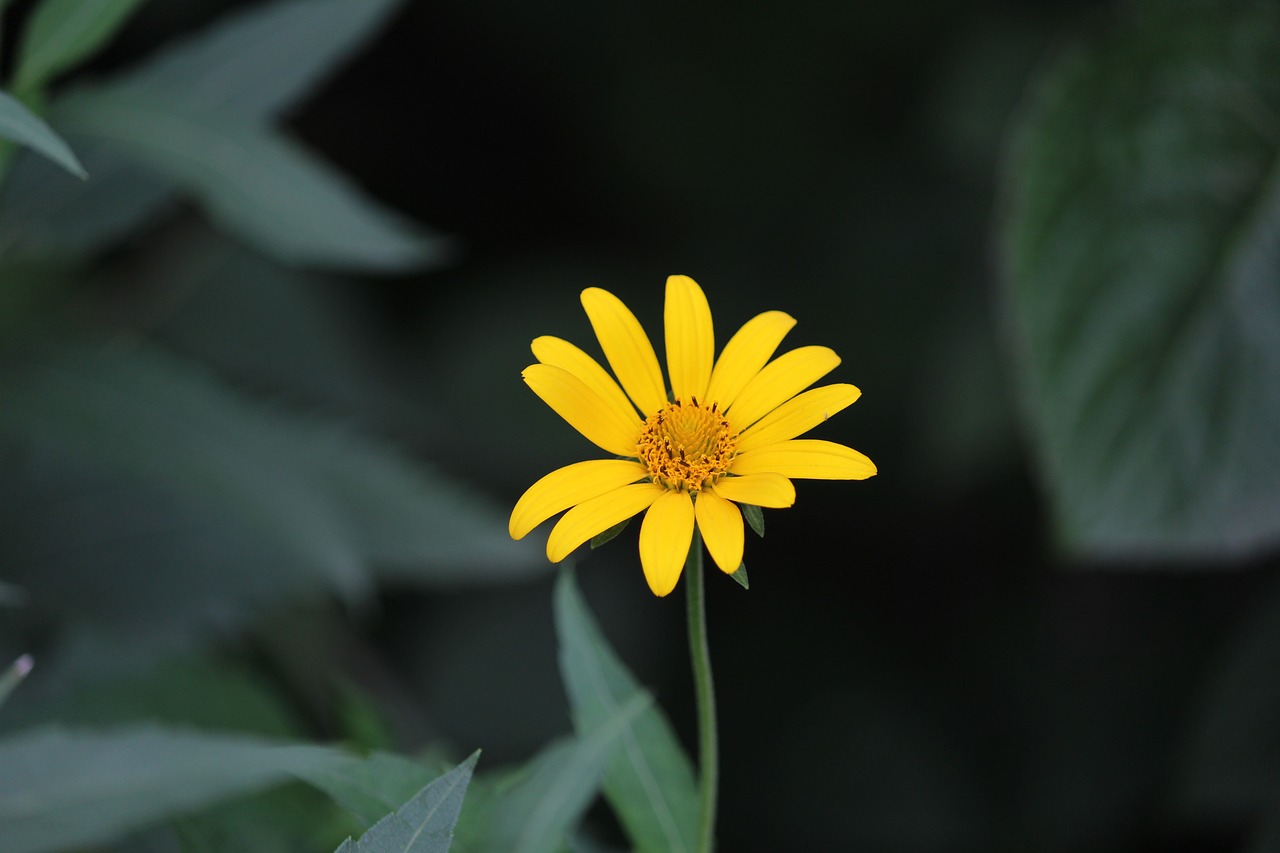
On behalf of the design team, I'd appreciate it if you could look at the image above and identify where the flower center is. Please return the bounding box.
[637,397,737,492]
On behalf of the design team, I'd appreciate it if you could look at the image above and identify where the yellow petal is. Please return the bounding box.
[581,287,667,416]
[694,491,743,574]
[523,363,641,457]
[704,310,795,410]
[532,335,640,426]
[639,489,694,596]
[711,473,795,508]
[725,346,841,433]
[730,439,876,480]
[510,459,649,539]
[664,275,714,404]
[736,384,861,453]
[547,482,665,563]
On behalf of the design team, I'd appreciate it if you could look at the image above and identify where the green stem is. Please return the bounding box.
[685,528,718,853]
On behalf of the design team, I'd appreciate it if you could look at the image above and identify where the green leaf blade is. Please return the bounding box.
[51,93,447,270]
[0,0,409,260]
[0,137,170,258]
[1000,1,1280,559]
[554,569,699,853]
[329,751,479,853]
[13,0,148,92]
[0,341,541,674]
[103,0,404,119]
[454,692,652,853]
[0,726,351,853]
[0,90,83,177]
[297,751,443,828]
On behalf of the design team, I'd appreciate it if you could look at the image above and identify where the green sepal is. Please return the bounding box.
[590,517,630,549]
[729,562,749,589]
[742,503,765,538]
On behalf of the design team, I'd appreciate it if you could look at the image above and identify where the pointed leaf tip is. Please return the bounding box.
[742,503,765,538]
[0,90,86,178]
[328,749,480,852]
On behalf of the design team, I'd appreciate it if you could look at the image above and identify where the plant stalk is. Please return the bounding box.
[685,528,718,853]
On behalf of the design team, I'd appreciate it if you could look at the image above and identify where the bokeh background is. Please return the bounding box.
[3,0,1280,851]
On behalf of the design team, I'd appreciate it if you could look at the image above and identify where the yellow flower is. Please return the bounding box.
[510,275,876,596]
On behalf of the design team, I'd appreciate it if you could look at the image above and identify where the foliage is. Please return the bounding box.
[330,751,478,853]
[555,568,699,852]
[0,0,526,848]
[2,0,1279,850]
[1001,0,1280,559]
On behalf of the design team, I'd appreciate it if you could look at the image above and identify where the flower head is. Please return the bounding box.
[510,275,875,596]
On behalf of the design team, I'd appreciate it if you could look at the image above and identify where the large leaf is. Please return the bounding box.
[0,89,83,178]
[12,0,148,92]
[0,341,540,655]
[103,0,403,119]
[332,752,479,853]
[0,654,304,737]
[554,569,699,853]
[0,725,351,853]
[0,0,422,264]
[297,751,443,828]
[455,692,652,853]
[1000,0,1280,559]
[148,233,393,417]
[51,91,445,270]
[0,137,170,257]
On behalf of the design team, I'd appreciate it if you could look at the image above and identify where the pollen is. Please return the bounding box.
[637,397,737,492]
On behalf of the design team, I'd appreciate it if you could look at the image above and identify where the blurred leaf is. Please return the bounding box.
[729,562,748,589]
[0,725,351,853]
[1001,0,1280,558]
[0,258,77,333]
[149,232,391,416]
[0,140,171,257]
[332,751,478,853]
[105,0,403,119]
[554,569,698,853]
[51,91,446,270]
[149,782,348,853]
[455,692,652,853]
[13,0,148,92]
[0,0,408,260]
[0,581,27,606]
[332,681,401,755]
[0,341,540,655]
[299,751,442,828]
[0,654,32,710]
[0,655,303,737]
[0,89,84,178]
[741,503,764,538]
